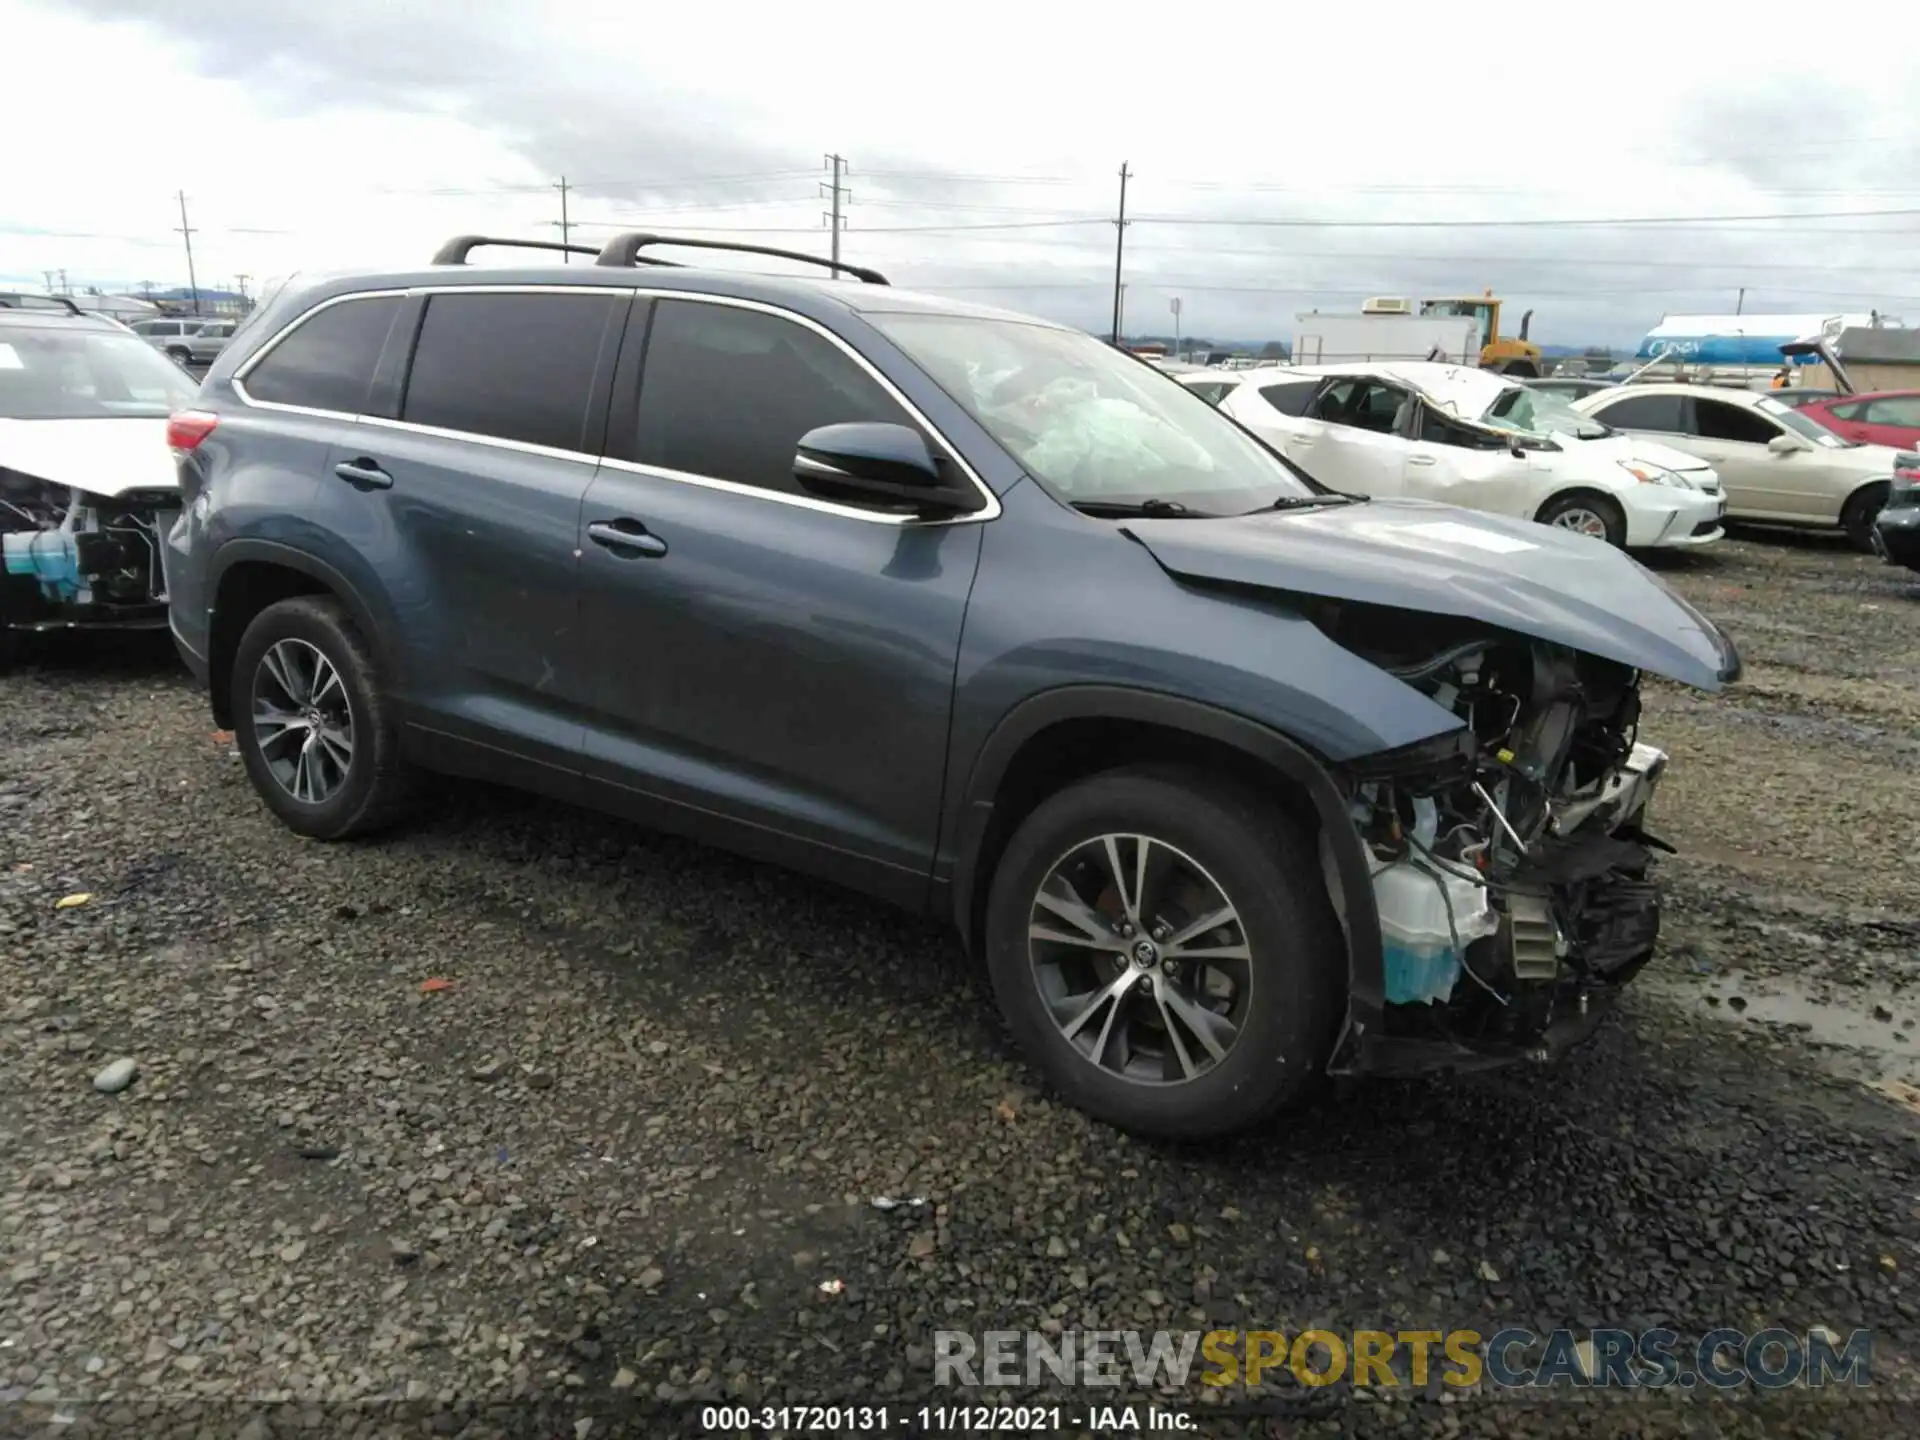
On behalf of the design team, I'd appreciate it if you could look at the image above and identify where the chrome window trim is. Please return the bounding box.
[230,288,412,419]
[622,288,1000,526]
[225,282,1002,525]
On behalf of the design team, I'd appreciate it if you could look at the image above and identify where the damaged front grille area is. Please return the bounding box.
[2,470,176,631]
[1324,607,1672,1067]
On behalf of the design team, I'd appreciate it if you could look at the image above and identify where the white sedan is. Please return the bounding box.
[1177,361,1727,550]
[1572,381,1907,550]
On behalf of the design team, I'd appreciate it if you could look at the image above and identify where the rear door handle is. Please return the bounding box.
[333,459,393,490]
[587,518,668,558]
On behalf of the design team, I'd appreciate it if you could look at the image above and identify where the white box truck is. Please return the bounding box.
[1291,311,1484,367]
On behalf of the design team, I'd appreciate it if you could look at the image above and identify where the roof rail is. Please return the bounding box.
[431,235,607,266]
[593,232,889,285]
[0,293,84,315]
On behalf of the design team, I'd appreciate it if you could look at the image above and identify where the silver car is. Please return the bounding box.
[186,319,237,365]
[126,317,209,366]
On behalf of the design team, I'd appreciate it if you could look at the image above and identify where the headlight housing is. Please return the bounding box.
[1618,460,1690,488]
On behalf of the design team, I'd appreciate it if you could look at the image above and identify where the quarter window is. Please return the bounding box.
[401,292,621,452]
[633,299,912,496]
[243,295,403,415]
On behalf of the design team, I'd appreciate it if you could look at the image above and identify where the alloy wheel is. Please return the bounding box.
[251,638,355,805]
[1549,507,1611,540]
[1026,832,1251,1085]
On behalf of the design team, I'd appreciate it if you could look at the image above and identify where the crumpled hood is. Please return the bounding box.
[1559,429,1714,475]
[0,417,176,498]
[1125,498,1741,690]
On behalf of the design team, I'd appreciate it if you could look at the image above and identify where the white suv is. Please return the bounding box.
[1181,361,1726,550]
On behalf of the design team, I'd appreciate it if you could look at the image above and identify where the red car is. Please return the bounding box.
[1796,390,1920,450]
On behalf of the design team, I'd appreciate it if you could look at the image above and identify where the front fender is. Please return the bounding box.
[947,684,1390,1062]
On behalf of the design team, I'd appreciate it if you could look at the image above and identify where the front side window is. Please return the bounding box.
[868,311,1316,513]
[402,292,620,452]
[635,299,910,495]
[0,327,199,419]
[1864,396,1920,427]
[1752,394,1850,448]
[242,295,402,415]
[1593,392,1685,433]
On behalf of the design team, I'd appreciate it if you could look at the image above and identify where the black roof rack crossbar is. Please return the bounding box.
[593,232,890,285]
[432,235,606,265]
[0,293,83,315]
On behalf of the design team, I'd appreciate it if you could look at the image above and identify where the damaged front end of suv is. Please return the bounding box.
[1123,497,1740,1080]
[1323,604,1682,1074]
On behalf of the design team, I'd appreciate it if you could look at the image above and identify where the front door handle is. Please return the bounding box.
[333,459,393,490]
[587,519,668,558]
[1408,454,1438,466]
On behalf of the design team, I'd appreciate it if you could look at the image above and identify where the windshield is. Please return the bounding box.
[1756,394,1851,448]
[1481,384,1611,440]
[0,328,199,420]
[866,313,1317,514]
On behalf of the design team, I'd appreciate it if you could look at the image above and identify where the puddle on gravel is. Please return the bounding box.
[1646,970,1920,1089]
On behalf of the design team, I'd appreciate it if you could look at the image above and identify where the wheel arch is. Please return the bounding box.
[205,541,395,728]
[1535,486,1627,540]
[946,686,1385,1058]
[1840,477,1891,533]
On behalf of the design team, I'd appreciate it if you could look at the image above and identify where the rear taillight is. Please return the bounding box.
[166,409,219,453]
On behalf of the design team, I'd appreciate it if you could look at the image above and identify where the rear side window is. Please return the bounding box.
[1257,380,1318,416]
[402,292,621,452]
[633,299,910,496]
[1593,393,1685,433]
[1694,400,1778,445]
[243,295,402,415]
[1827,400,1867,421]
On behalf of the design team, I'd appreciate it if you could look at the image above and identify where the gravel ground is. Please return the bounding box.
[3,531,1918,1439]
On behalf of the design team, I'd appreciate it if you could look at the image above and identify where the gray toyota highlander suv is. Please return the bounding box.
[163,233,1740,1137]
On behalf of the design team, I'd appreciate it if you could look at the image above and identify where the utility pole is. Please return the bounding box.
[235,273,251,302]
[555,176,572,260]
[42,270,56,294]
[1110,162,1131,345]
[822,155,850,272]
[1736,286,1746,315]
[56,269,68,295]
[1171,296,1182,358]
[175,190,201,314]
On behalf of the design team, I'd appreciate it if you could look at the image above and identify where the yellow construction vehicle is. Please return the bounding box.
[1416,290,1542,376]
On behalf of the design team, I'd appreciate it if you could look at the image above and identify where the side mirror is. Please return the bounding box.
[1768,433,1803,455]
[793,422,983,515]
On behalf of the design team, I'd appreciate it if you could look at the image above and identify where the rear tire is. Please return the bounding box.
[1841,482,1889,554]
[982,765,1345,1139]
[1538,490,1627,548]
[165,346,192,367]
[230,596,413,839]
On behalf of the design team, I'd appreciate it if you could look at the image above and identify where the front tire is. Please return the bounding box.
[230,596,412,839]
[1538,491,1627,548]
[1841,482,1889,554]
[983,766,1345,1139]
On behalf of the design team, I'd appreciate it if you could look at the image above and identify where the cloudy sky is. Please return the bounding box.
[6,0,1919,348]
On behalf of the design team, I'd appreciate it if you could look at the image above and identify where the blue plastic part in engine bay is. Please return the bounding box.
[2,529,83,602]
